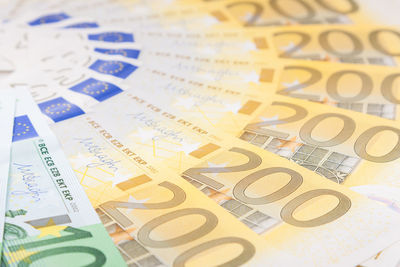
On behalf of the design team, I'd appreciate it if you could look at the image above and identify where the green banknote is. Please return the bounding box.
[3,89,125,266]
[0,92,16,261]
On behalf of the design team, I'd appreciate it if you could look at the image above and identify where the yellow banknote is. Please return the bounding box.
[277,59,400,120]
[136,49,281,94]
[50,117,298,266]
[103,1,239,31]
[128,0,400,26]
[133,28,273,58]
[193,0,367,26]
[52,91,400,266]
[118,69,272,136]
[240,94,400,267]
[239,94,400,192]
[173,0,400,26]
[270,25,400,66]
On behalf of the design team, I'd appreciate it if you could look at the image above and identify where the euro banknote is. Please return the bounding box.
[277,59,400,120]
[51,91,400,266]
[0,92,16,258]
[3,89,125,266]
[49,117,300,266]
[186,0,400,26]
[270,24,400,67]
[117,67,275,136]
[239,93,400,266]
[239,94,399,185]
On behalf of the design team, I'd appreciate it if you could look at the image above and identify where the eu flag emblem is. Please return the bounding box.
[88,32,134,43]
[64,22,99,29]
[38,97,85,123]
[94,48,140,59]
[28,13,70,26]
[12,115,39,142]
[89,60,137,79]
[69,78,123,101]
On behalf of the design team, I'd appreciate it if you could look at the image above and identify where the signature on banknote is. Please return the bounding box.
[129,112,185,142]
[75,137,121,172]
[11,163,48,202]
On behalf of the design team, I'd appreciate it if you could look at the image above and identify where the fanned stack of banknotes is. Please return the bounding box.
[3,0,400,266]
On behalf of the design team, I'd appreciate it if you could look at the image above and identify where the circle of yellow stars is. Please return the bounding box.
[98,61,124,74]
[45,103,72,115]
[82,81,109,95]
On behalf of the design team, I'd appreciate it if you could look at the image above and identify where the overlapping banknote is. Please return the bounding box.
[1,0,400,266]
